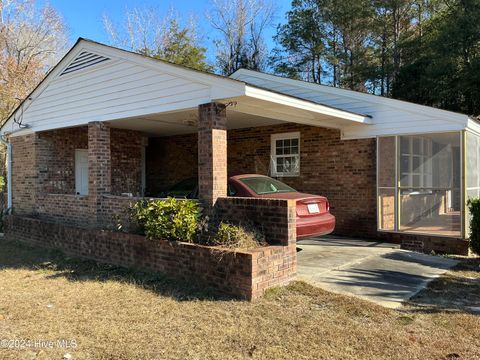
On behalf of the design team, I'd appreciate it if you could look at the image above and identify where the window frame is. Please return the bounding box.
[270,132,301,177]
[399,136,433,192]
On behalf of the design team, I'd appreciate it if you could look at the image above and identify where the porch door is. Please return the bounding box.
[75,149,89,195]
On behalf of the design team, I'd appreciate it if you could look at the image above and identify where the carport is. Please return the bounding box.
[3,37,480,257]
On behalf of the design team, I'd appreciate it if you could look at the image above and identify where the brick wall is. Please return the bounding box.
[215,197,297,246]
[379,231,469,255]
[110,129,143,196]
[10,134,37,214]
[4,215,296,300]
[36,194,91,227]
[146,134,198,196]
[36,127,88,194]
[379,194,395,230]
[10,126,143,221]
[146,123,377,237]
[250,245,297,299]
[19,193,149,230]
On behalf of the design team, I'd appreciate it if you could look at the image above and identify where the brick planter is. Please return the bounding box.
[4,215,296,300]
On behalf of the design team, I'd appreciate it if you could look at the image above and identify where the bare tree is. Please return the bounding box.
[103,6,211,71]
[207,0,276,75]
[103,6,168,56]
[0,0,68,124]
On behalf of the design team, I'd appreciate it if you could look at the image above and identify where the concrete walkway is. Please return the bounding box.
[297,237,459,308]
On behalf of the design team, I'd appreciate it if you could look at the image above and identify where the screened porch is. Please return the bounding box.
[377,131,480,239]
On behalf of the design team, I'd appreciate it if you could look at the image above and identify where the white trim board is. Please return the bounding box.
[231,69,472,139]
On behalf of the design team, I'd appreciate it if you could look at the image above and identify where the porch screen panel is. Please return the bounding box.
[378,137,395,230]
[466,131,480,236]
[398,133,461,237]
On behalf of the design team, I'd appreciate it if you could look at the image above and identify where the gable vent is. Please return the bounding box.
[60,51,110,76]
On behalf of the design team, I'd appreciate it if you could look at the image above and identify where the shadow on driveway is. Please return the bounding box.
[297,236,460,309]
[405,257,480,314]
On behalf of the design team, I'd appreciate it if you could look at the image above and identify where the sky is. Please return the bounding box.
[39,0,292,61]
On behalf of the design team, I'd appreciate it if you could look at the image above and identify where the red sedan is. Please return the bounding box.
[228,175,335,238]
[160,174,336,239]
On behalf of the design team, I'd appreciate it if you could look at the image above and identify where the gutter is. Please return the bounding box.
[0,135,12,212]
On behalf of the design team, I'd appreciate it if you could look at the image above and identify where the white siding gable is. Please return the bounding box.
[3,40,246,135]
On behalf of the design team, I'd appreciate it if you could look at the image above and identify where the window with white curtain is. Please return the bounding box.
[271,132,300,177]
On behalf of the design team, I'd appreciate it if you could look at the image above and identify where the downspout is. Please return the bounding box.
[0,135,12,212]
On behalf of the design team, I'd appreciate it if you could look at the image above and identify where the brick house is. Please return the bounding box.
[1,38,479,297]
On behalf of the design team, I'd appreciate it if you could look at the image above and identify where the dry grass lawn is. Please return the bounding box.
[0,239,479,360]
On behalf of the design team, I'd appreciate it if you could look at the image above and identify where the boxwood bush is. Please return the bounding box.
[467,198,480,255]
[122,198,265,249]
[128,198,201,243]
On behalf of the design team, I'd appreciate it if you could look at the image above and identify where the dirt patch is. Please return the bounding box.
[406,256,480,313]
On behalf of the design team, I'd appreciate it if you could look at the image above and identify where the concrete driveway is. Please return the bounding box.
[296,236,459,308]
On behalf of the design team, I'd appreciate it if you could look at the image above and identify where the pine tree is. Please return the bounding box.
[392,0,480,115]
[272,0,375,90]
[103,7,212,72]
[154,19,212,72]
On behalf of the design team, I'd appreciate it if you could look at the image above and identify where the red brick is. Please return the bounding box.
[198,102,227,210]
[4,215,297,300]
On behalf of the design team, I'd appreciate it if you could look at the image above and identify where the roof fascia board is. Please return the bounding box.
[466,118,480,137]
[5,128,34,137]
[232,102,345,130]
[30,97,212,133]
[341,124,466,140]
[233,69,469,125]
[244,85,371,124]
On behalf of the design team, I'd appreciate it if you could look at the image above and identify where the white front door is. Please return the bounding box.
[75,149,89,195]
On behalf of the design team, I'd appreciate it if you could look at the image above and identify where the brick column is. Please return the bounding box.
[34,133,53,198]
[198,103,227,210]
[10,134,40,215]
[88,122,111,225]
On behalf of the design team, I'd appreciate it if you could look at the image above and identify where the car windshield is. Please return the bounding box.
[240,177,296,195]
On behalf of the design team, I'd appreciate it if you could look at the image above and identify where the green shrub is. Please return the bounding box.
[128,198,201,242]
[467,198,480,255]
[121,199,265,249]
[211,222,265,249]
